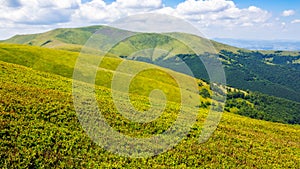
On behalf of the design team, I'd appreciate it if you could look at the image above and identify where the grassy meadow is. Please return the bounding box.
[0,60,299,168]
[0,42,299,168]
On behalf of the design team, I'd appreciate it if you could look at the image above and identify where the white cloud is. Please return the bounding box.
[291,19,300,24]
[114,0,162,9]
[3,0,300,40]
[72,0,163,23]
[1,0,22,7]
[0,0,270,27]
[281,22,286,28]
[159,0,270,27]
[72,0,119,23]
[17,0,80,9]
[176,0,235,14]
[0,0,81,25]
[282,10,295,17]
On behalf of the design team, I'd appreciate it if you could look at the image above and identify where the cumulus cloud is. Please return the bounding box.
[72,0,118,23]
[0,0,277,39]
[291,19,300,24]
[158,0,270,27]
[72,0,163,23]
[114,0,162,9]
[176,0,235,14]
[282,10,295,17]
[0,0,270,27]
[71,0,271,27]
[1,0,22,7]
[0,0,80,25]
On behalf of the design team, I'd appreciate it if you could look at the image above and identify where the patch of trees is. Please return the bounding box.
[119,50,300,102]
[225,90,300,124]
[199,88,210,98]
[40,40,52,47]
[221,50,300,102]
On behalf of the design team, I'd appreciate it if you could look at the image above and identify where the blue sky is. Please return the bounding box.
[1,0,300,40]
[92,0,300,14]
[93,0,300,10]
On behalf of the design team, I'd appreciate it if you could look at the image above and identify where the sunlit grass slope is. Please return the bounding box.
[1,43,300,125]
[0,43,203,104]
[4,26,300,103]
[2,25,240,54]
[2,26,104,51]
[0,60,299,168]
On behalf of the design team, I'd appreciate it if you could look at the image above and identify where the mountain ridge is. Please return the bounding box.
[2,25,300,102]
[2,25,240,53]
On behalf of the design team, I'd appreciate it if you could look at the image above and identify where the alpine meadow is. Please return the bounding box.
[0,25,299,168]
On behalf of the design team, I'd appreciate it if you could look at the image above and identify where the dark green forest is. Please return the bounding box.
[225,90,300,124]
[123,50,300,103]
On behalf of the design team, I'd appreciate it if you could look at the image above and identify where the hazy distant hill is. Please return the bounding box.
[214,38,300,51]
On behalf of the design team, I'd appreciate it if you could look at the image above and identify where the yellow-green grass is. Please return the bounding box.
[2,26,103,48]
[0,32,299,167]
[1,43,299,125]
[0,43,205,103]
[2,25,241,55]
[0,60,299,168]
[2,43,300,124]
[259,50,300,56]
[293,59,300,64]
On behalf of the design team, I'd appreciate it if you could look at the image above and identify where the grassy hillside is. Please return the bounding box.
[5,25,296,102]
[0,43,299,125]
[1,24,300,168]
[2,25,239,53]
[3,26,103,50]
[6,25,300,102]
[0,59,299,168]
[111,34,300,101]
[104,32,300,102]
[0,43,199,102]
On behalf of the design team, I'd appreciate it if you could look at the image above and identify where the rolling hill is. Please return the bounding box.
[2,25,300,102]
[1,25,238,53]
[0,47,299,168]
[0,43,299,125]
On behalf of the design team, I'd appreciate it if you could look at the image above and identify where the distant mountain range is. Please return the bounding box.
[214,38,300,51]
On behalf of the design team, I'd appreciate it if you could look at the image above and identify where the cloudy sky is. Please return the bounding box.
[1,0,300,40]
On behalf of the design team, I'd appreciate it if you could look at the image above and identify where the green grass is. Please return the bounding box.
[1,43,299,125]
[0,43,200,103]
[1,25,240,55]
[1,27,299,167]
[259,50,300,56]
[0,61,299,168]
[8,26,300,103]
[3,26,103,47]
